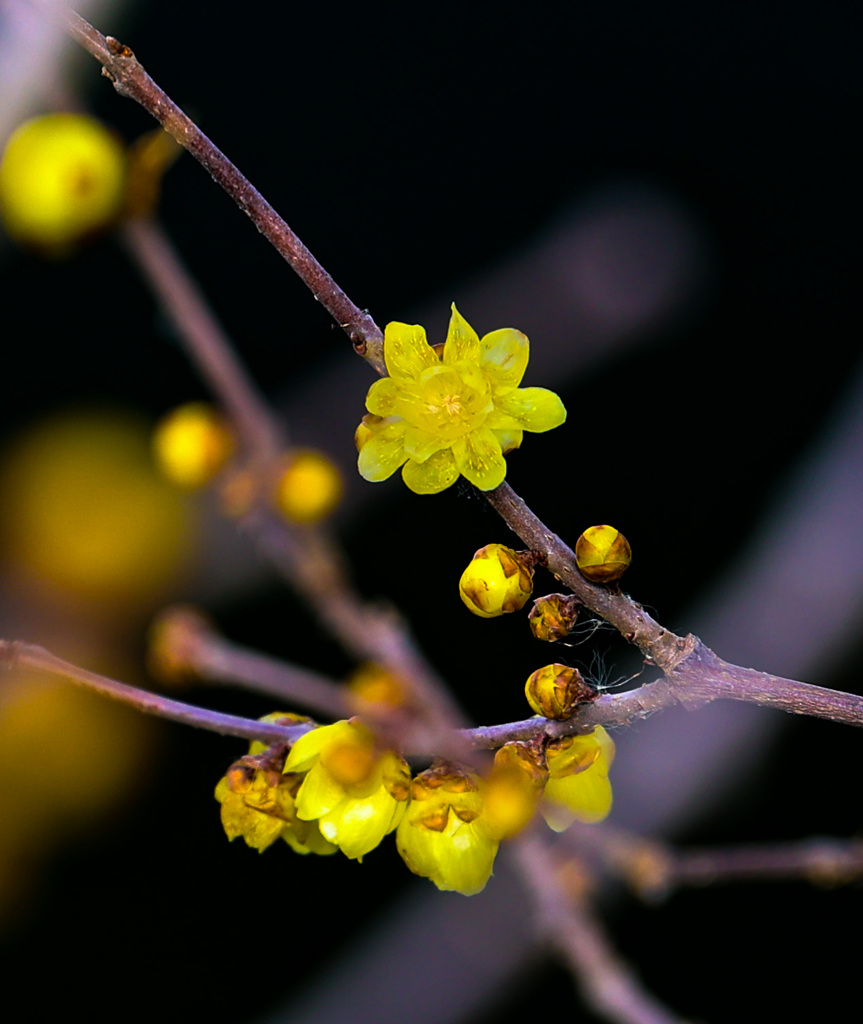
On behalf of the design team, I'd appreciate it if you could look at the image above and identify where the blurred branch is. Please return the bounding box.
[514,832,691,1024]
[0,638,313,744]
[57,4,386,370]
[121,219,281,462]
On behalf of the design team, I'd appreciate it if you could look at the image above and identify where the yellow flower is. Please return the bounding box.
[152,402,235,489]
[274,449,343,523]
[215,712,337,855]
[540,726,615,830]
[215,765,337,855]
[396,764,499,895]
[0,114,126,253]
[356,305,566,494]
[283,720,410,861]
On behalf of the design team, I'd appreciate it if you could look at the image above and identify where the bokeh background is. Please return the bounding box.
[0,1,860,1022]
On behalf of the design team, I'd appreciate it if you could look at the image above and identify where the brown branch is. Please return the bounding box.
[60,5,385,371]
[0,639,314,744]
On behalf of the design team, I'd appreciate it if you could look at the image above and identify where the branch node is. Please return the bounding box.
[105,36,134,58]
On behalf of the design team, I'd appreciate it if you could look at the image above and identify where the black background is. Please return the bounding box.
[1,1,861,1022]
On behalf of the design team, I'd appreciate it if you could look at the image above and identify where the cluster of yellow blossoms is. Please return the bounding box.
[217,715,614,895]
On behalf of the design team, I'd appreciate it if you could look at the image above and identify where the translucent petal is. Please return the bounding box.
[283,823,338,856]
[295,763,347,820]
[480,328,529,387]
[492,427,523,454]
[365,377,416,417]
[402,448,459,494]
[431,821,498,895]
[384,321,439,380]
[284,721,349,774]
[357,420,408,482]
[452,428,507,490]
[321,787,402,860]
[442,303,481,365]
[495,387,567,433]
[402,425,449,463]
[541,763,613,827]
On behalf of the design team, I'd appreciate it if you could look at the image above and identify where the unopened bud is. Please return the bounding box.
[528,593,580,641]
[525,663,595,720]
[274,449,343,524]
[459,543,534,618]
[575,525,631,583]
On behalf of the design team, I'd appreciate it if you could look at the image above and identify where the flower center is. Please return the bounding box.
[412,366,491,440]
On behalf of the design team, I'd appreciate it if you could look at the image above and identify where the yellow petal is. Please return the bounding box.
[480,328,530,388]
[321,787,404,860]
[452,428,507,490]
[384,321,439,380]
[442,304,481,365]
[284,720,352,773]
[295,763,347,820]
[357,420,408,482]
[366,377,409,417]
[541,768,613,828]
[402,425,449,463]
[283,821,339,856]
[401,448,459,494]
[495,387,567,433]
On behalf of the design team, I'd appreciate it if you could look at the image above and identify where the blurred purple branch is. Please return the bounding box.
[514,833,690,1024]
[0,638,313,744]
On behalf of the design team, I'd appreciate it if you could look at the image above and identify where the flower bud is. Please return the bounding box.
[274,449,343,523]
[459,543,534,618]
[575,525,631,583]
[528,593,580,641]
[0,113,126,253]
[482,743,549,839]
[152,402,235,489]
[525,663,595,720]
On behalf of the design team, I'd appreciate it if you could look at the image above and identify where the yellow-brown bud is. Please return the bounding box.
[575,525,631,583]
[459,543,534,618]
[528,593,580,641]
[525,663,595,720]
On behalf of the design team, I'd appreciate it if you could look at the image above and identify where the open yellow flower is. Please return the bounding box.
[396,764,499,895]
[540,726,615,830]
[357,305,566,494]
[283,720,410,861]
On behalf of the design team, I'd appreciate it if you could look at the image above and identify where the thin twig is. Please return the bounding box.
[59,5,385,370]
[1,639,314,744]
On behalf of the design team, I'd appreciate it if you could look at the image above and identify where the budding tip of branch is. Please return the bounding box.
[106,36,134,58]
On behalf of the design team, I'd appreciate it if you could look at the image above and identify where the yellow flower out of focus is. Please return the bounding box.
[283,720,410,861]
[274,449,343,523]
[356,305,566,494]
[0,113,126,253]
[0,410,193,608]
[152,402,236,489]
[396,764,499,895]
[541,726,615,830]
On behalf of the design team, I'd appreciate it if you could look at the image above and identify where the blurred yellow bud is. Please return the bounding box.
[574,525,631,583]
[527,593,580,641]
[274,449,343,524]
[124,127,182,219]
[482,744,548,840]
[525,663,595,720]
[347,663,406,710]
[147,605,210,686]
[459,543,534,618]
[0,410,193,607]
[152,402,235,489]
[0,113,126,253]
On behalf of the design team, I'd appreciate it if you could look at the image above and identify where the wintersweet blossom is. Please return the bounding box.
[356,305,566,494]
[396,764,499,895]
[283,720,410,861]
[540,726,616,830]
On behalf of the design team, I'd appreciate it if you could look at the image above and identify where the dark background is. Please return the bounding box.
[0,1,860,1022]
